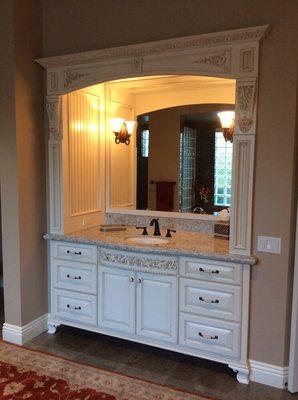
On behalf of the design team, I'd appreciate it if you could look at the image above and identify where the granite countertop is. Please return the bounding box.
[44,226,257,265]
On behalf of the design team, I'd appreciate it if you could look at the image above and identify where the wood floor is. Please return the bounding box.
[24,325,298,400]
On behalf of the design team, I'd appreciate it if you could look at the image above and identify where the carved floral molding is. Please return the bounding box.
[193,50,231,73]
[64,71,89,88]
[235,80,257,133]
[46,96,62,140]
[99,250,178,275]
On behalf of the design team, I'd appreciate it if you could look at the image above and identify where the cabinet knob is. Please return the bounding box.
[137,278,142,284]
[129,276,134,283]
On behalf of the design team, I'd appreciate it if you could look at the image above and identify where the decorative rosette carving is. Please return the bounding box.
[64,70,87,88]
[194,50,231,72]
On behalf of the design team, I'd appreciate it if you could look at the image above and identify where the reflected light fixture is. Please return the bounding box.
[111,118,137,145]
[217,111,235,143]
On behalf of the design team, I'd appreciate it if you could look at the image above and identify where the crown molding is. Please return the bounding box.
[36,25,269,69]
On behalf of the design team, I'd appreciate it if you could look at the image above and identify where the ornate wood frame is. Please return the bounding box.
[37,25,268,256]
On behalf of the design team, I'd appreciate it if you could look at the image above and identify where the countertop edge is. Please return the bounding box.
[43,233,258,266]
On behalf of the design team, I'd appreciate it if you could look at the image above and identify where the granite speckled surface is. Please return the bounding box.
[105,213,214,233]
[44,226,257,265]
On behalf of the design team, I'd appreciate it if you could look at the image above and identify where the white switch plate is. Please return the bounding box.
[257,236,281,254]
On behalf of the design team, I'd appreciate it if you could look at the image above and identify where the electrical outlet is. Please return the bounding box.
[257,236,281,254]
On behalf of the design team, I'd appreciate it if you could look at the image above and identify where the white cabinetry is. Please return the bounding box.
[48,241,251,384]
[136,273,177,343]
[98,266,135,334]
[49,241,98,331]
[98,267,177,344]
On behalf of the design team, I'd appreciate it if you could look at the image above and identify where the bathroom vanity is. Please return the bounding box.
[38,25,267,385]
[45,228,256,384]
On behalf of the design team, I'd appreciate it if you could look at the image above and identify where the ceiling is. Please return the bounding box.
[88,75,235,95]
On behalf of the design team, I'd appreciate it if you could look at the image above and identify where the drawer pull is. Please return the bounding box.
[129,276,134,283]
[199,267,219,274]
[137,278,142,284]
[199,296,219,304]
[198,332,218,340]
[66,274,82,280]
[67,304,81,310]
[66,250,82,256]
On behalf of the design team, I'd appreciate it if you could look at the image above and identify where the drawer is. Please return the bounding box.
[52,241,97,264]
[180,257,242,285]
[180,278,241,321]
[179,313,240,359]
[52,289,97,326]
[52,259,97,294]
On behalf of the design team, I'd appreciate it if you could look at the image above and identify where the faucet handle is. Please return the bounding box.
[136,226,148,236]
[166,229,176,238]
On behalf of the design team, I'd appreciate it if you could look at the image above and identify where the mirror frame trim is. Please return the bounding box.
[37,25,269,256]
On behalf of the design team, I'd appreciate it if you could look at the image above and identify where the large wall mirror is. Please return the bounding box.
[106,75,236,216]
[136,105,234,215]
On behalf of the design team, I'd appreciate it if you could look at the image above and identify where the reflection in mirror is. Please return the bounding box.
[136,105,234,215]
[106,75,236,215]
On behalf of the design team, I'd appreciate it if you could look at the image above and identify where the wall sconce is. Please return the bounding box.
[111,118,137,145]
[217,111,235,143]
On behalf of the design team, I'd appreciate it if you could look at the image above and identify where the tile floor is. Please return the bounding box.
[25,325,298,400]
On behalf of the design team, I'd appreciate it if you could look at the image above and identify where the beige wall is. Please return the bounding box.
[41,0,298,367]
[0,0,47,325]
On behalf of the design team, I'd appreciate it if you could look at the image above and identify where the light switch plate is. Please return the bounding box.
[257,236,281,254]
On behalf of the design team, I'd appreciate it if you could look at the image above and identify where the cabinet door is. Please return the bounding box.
[136,272,177,343]
[98,266,135,334]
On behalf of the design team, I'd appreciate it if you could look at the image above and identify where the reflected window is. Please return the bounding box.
[179,127,197,212]
[214,132,233,207]
[141,129,149,158]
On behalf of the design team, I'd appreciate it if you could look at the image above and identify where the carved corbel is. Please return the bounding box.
[46,95,62,141]
[235,79,257,134]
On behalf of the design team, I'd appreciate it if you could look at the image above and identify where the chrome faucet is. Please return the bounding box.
[150,218,161,236]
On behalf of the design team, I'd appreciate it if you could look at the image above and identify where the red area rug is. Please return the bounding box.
[0,340,213,399]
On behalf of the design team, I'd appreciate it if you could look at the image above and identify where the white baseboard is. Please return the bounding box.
[249,359,289,389]
[2,314,49,345]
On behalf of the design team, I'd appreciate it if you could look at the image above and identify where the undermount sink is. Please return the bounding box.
[125,236,170,245]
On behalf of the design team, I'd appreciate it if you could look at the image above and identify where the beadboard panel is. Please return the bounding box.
[62,90,104,233]
[68,91,100,215]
